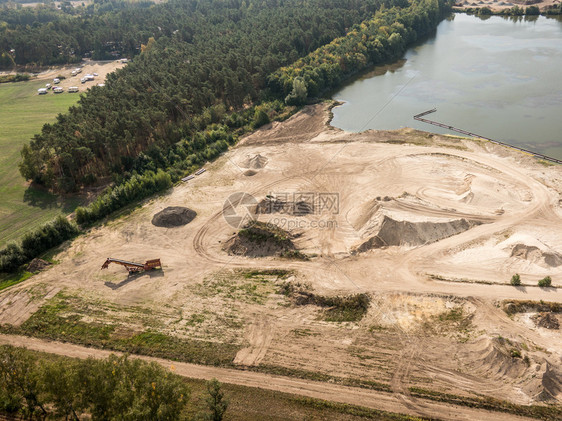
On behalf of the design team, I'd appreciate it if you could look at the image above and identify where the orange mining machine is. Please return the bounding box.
[101,257,162,274]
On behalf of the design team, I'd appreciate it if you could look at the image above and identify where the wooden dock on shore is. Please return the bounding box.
[413,109,562,165]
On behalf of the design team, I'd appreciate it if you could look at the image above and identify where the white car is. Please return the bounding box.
[45,83,51,89]
[53,78,60,84]
[68,86,79,93]
[38,88,47,95]
[53,87,63,93]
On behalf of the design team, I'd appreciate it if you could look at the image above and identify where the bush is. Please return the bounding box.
[76,169,172,226]
[526,5,540,15]
[538,276,552,288]
[510,273,521,286]
[0,243,27,273]
[510,348,521,358]
[252,109,270,129]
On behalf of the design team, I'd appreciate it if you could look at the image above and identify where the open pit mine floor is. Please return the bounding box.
[1,102,561,420]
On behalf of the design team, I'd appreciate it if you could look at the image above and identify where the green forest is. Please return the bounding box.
[0,0,451,272]
[15,0,449,193]
[0,345,229,420]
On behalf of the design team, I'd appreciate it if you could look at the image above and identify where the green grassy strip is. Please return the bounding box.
[409,387,562,421]
[254,364,392,393]
[287,397,440,421]
[0,293,238,367]
[0,271,33,292]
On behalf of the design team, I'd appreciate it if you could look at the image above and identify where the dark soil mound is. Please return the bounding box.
[243,169,257,176]
[534,312,560,330]
[223,221,306,259]
[152,206,196,228]
[27,258,50,273]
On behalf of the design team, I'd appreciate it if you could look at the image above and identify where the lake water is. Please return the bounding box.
[331,13,562,160]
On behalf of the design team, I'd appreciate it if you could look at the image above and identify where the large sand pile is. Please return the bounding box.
[538,363,562,402]
[510,244,562,268]
[152,206,197,228]
[240,153,268,169]
[461,337,562,402]
[354,216,480,252]
[499,234,562,268]
[462,337,528,379]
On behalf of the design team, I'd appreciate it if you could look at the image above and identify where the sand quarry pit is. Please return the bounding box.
[2,103,562,417]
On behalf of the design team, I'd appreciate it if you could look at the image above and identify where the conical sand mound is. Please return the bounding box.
[240,154,268,169]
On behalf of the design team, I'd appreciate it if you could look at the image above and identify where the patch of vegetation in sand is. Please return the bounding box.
[254,365,391,393]
[194,268,289,305]
[224,222,309,260]
[279,281,370,322]
[408,387,562,421]
[423,307,474,341]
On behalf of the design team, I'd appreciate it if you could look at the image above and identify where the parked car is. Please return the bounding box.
[38,88,48,95]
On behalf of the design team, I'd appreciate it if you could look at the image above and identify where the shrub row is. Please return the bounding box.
[0,216,78,273]
[75,169,172,226]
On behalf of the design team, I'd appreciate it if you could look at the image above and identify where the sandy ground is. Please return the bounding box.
[454,0,560,11]
[1,103,561,418]
[33,59,126,93]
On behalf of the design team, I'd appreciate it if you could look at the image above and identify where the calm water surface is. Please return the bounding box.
[331,14,562,159]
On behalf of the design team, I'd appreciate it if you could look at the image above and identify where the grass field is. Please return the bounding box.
[0,79,81,248]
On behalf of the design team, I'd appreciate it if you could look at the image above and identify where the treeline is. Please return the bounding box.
[0,345,227,420]
[75,169,172,225]
[18,0,384,192]
[1,0,379,67]
[0,0,156,67]
[0,216,78,273]
[269,0,451,100]
[459,4,562,16]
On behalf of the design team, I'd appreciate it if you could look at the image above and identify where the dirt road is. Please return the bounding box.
[0,334,538,421]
